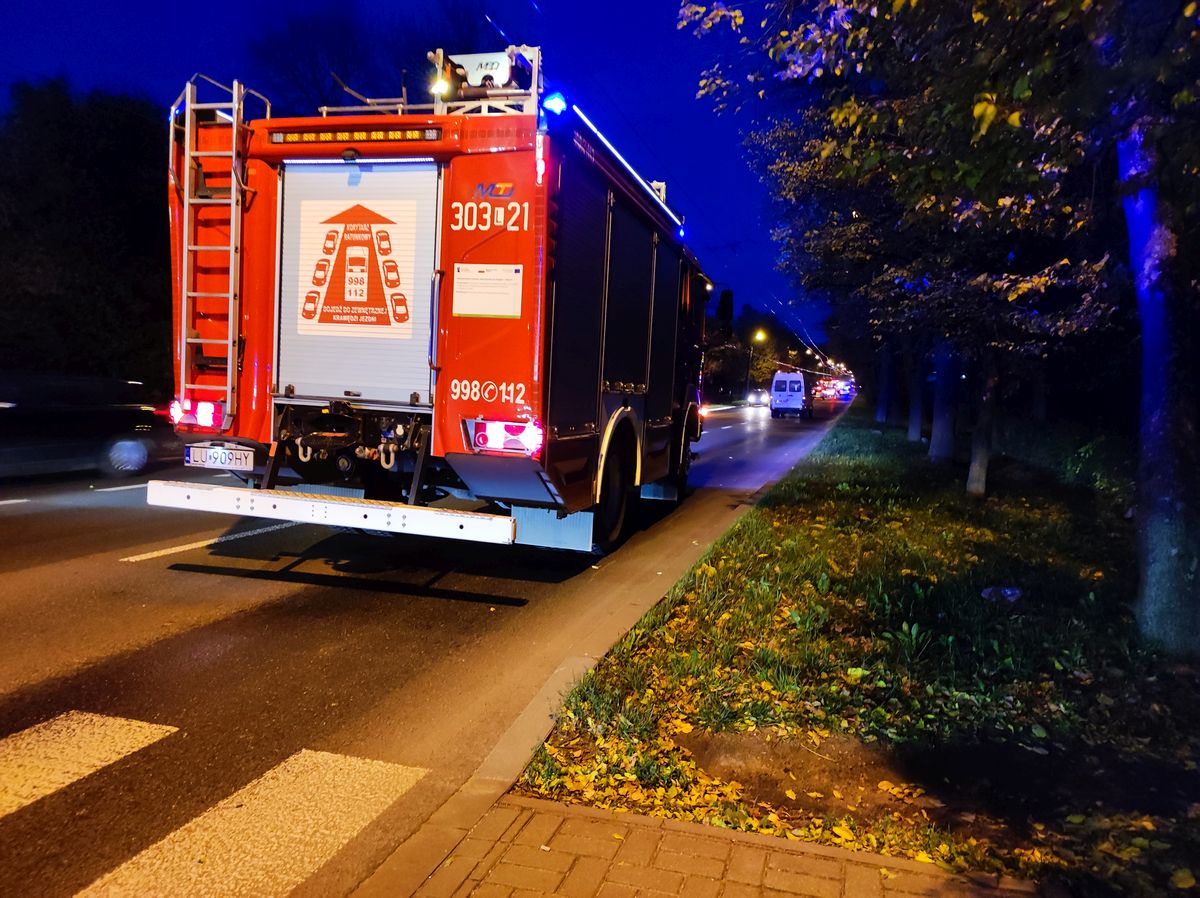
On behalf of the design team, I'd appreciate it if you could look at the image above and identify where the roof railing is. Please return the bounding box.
[317,46,542,118]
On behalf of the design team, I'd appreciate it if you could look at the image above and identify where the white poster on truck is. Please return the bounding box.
[278,161,437,405]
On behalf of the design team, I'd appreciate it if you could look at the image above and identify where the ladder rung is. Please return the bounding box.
[187,245,233,251]
[186,338,230,344]
[188,198,233,205]
[184,383,230,390]
[191,151,235,157]
[186,291,233,298]
[191,102,236,110]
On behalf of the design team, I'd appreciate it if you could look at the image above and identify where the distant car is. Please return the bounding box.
[302,291,319,319]
[833,380,853,398]
[312,258,331,286]
[0,374,180,478]
[375,230,392,255]
[322,230,338,254]
[746,388,768,407]
[382,259,401,288]
[389,293,410,323]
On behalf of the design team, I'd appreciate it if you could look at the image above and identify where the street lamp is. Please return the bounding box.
[745,329,767,396]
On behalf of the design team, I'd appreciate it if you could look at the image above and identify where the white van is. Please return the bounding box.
[770,371,811,419]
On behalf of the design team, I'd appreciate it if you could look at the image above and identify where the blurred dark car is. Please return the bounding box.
[0,374,181,478]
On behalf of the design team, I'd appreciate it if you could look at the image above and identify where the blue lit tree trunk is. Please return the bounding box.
[928,342,958,462]
[966,349,999,498]
[874,343,893,425]
[903,341,924,442]
[1118,125,1200,655]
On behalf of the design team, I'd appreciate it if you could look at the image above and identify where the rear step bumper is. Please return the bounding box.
[147,480,516,544]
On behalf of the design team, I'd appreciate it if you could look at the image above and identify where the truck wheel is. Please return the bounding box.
[99,438,149,477]
[593,449,631,552]
[673,445,692,500]
[770,409,780,419]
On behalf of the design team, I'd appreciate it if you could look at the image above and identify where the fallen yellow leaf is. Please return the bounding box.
[833,824,856,841]
[1172,868,1196,889]
[877,780,895,792]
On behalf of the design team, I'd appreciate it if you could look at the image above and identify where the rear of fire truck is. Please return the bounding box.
[151,47,706,552]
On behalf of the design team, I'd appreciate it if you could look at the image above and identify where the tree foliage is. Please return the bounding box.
[0,81,170,392]
[683,0,1200,648]
[688,0,1139,364]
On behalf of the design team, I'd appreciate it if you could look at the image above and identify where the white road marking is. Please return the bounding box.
[94,483,147,493]
[721,425,734,430]
[78,750,426,897]
[213,473,233,478]
[120,522,299,563]
[0,711,177,818]
[0,499,30,506]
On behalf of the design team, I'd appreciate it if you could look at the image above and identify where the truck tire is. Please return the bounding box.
[593,445,632,553]
[673,444,692,500]
[99,437,149,477]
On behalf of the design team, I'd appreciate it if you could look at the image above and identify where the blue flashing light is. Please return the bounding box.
[542,92,567,115]
[678,227,686,239]
[571,105,683,227]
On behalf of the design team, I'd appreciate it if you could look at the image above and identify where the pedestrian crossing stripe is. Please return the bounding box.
[77,749,427,897]
[0,711,178,818]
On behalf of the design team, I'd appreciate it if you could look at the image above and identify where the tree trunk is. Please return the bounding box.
[874,344,893,425]
[1031,362,1048,424]
[888,376,906,427]
[904,342,924,442]
[1118,126,1200,656]
[966,350,999,498]
[928,341,958,462]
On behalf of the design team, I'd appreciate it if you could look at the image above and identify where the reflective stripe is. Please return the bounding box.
[79,750,426,897]
[0,711,177,818]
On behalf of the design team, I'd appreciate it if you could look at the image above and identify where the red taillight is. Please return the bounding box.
[195,401,217,428]
[467,419,544,458]
[169,398,223,429]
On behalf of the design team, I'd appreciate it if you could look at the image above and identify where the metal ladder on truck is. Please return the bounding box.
[168,75,269,430]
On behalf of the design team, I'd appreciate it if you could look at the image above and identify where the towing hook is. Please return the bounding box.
[378,443,397,470]
[296,439,313,463]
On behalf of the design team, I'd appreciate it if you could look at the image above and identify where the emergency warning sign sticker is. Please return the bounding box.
[296,201,416,339]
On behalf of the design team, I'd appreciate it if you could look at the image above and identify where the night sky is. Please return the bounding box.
[0,1,820,339]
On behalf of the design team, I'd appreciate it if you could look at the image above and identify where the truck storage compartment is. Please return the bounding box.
[277,160,438,406]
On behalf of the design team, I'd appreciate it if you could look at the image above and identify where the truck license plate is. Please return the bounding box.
[185,445,254,471]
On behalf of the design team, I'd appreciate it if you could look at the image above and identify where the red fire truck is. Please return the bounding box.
[150,47,708,552]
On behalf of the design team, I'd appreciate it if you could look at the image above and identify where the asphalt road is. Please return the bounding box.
[0,401,844,897]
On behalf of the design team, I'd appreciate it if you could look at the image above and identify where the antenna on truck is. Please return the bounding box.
[326,72,409,115]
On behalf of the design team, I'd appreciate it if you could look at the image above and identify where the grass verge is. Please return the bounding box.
[516,409,1199,897]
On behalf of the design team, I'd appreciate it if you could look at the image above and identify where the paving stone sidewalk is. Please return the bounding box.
[415,795,1038,898]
